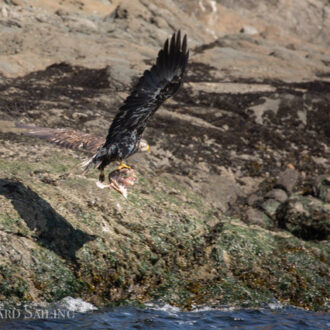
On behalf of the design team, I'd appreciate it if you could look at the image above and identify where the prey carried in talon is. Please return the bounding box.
[96,167,136,198]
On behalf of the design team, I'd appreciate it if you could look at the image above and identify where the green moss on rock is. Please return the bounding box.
[0,142,328,311]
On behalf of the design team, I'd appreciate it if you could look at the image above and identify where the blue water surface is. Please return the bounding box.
[1,304,329,329]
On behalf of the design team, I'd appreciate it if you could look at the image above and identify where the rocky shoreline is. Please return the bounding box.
[0,0,329,311]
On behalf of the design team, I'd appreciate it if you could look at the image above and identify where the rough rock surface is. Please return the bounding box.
[0,0,329,311]
[277,194,330,241]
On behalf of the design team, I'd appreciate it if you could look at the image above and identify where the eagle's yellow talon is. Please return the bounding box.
[118,162,131,170]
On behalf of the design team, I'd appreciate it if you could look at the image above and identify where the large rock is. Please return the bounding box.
[313,175,330,203]
[244,207,273,229]
[0,0,329,312]
[261,198,281,219]
[277,194,330,241]
[265,189,288,203]
[275,168,300,194]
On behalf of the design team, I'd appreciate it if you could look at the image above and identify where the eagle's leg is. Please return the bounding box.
[99,169,105,182]
[118,162,131,170]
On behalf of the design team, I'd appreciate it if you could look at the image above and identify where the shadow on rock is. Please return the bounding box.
[0,178,96,261]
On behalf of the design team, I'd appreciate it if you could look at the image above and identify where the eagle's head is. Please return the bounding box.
[139,139,150,153]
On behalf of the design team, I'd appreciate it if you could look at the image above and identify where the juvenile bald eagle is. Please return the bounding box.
[10,31,189,188]
[84,30,189,182]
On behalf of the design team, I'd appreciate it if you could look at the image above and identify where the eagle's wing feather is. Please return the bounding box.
[14,123,104,154]
[104,31,189,146]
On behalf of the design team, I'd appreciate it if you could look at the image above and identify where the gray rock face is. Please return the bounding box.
[313,176,330,203]
[240,25,258,35]
[247,193,262,207]
[277,194,330,240]
[265,189,288,203]
[245,207,272,229]
[276,168,300,193]
[199,171,242,213]
[0,0,328,221]
[0,0,329,311]
[261,198,281,219]
[218,0,330,44]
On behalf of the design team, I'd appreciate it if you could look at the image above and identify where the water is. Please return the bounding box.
[0,303,329,329]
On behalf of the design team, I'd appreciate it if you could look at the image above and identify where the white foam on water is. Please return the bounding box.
[144,303,181,314]
[192,305,236,312]
[191,306,214,312]
[267,301,284,310]
[177,320,197,325]
[144,303,240,314]
[57,297,97,313]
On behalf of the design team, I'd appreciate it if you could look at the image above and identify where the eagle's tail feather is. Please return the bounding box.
[81,155,101,174]
[81,145,109,174]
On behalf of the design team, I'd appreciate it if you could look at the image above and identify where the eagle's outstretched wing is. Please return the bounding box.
[14,122,104,154]
[3,31,189,178]
[104,30,189,146]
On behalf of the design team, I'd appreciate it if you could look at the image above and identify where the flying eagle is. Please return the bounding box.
[84,30,189,182]
[7,31,189,195]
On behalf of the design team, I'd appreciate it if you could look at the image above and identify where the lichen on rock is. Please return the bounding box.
[0,0,329,312]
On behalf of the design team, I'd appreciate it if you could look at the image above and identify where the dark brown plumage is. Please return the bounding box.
[85,31,189,180]
[15,123,104,154]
